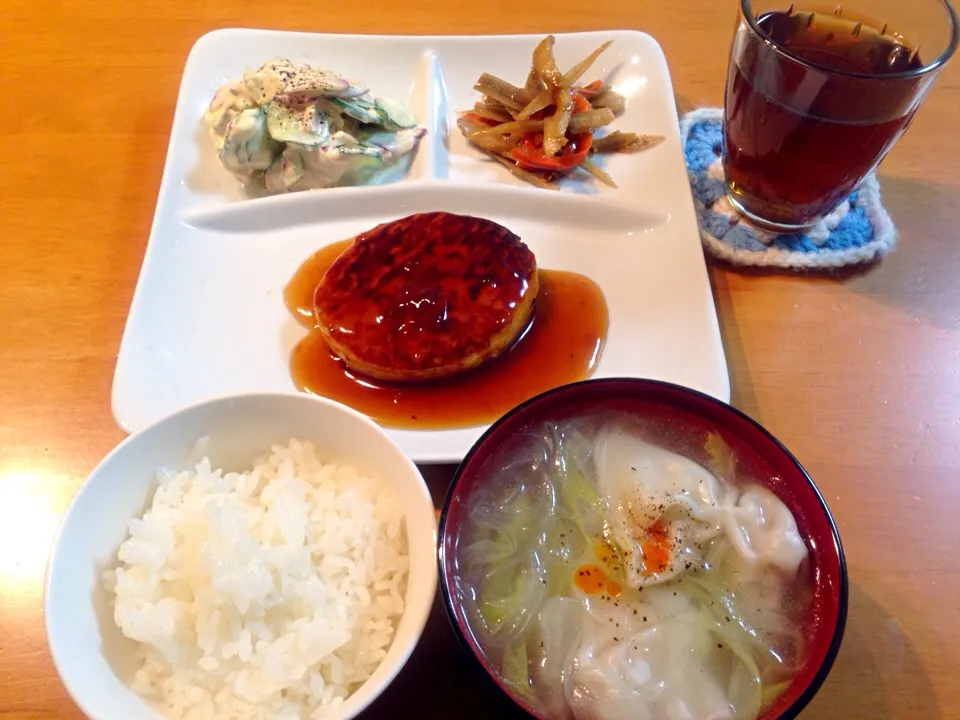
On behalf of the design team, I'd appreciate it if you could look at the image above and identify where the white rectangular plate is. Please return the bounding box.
[113,28,729,463]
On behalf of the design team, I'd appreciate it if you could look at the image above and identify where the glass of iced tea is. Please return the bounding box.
[723,0,959,231]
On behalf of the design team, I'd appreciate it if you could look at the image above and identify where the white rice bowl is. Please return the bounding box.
[104,439,409,719]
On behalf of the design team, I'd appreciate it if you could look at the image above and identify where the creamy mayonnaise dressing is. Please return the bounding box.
[204,59,426,194]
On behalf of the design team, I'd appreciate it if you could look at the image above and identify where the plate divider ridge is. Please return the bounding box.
[417,49,450,181]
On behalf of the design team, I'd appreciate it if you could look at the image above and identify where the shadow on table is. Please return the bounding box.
[699,174,960,330]
[419,463,459,506]
[836,174,960,331]
[687,171,960,427]
[706,267,761,422]
[800,582,940,719]
[359,460,529,719]
[674,91,765,422]
[357,576,530,720]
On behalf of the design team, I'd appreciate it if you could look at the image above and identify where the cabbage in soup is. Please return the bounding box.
[452,415,811,719]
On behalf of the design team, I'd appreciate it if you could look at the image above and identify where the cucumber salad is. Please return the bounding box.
[204,59,426,194]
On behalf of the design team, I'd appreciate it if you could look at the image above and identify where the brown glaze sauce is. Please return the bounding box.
[314,212,539,380]
[284,239,608,430]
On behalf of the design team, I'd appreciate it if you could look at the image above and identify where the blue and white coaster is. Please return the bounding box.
[680,108,896,270]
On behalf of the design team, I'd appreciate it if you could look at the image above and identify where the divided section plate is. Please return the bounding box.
[112,28,729,463]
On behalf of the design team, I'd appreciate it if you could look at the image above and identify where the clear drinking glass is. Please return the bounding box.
[723,0,959,231]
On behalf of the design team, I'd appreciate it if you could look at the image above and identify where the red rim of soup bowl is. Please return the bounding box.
[438,378,848,720]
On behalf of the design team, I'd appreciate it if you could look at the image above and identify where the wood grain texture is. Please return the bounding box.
[2,0,959,717]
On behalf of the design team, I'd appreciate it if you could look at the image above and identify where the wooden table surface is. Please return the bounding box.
[2,0,959,718]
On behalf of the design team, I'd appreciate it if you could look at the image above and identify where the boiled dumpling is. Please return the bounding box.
[458,416,811,720]
[593,429,725,588]
[722,485,807,574]
[534,597,585,717]
[567,587,736,720]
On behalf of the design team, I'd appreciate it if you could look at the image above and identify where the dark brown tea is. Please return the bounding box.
[724,8,928,228]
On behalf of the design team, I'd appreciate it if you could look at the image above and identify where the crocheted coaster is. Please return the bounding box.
[680,108,896,270]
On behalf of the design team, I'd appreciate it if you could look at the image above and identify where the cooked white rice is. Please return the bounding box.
[105,438,409,719]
